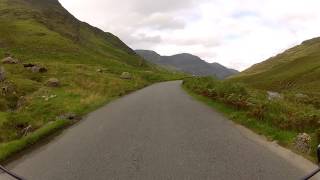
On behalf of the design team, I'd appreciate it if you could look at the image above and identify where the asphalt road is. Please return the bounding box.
[1,81,314,180]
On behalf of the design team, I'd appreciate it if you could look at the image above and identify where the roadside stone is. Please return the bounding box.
[97,69,103,73]
[267,91,282,100]
[46,78,60,87]
[0,66,5,81]
[1,57,19,64]
[120,72,132,79]
[30,66,47,73]
[294,133,311,154]
[56,113,79,121]
[23,63,47,73]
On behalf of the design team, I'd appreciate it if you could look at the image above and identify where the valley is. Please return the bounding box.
[0,0,320,179]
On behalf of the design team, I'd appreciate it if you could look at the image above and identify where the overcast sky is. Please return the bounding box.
[59,0,320,70]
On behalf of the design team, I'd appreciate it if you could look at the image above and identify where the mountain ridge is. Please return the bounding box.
[136,49,239,79]
[0,0,144,66]
[230,36,320,95]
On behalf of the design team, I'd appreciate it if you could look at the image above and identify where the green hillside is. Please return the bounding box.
[0,0,182,161]
[0,0,145,66]
[230,37,320,95]
[188,37,320,159]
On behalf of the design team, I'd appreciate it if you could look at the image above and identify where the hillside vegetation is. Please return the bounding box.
[184,37,320,159]
[0,0,182,161]
[183,77,320,159]
[230,37,320,96]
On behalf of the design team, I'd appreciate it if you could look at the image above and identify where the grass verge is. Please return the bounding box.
[0,119,69,162]
[182,84,317,162]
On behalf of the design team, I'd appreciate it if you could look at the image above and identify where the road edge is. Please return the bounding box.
[181,84,320,179]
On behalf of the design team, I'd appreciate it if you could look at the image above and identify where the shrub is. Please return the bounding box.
[183,77,320,132]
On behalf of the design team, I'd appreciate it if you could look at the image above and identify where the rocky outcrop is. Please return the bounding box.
[267,91,282,100]
[56,113,80,121]
[120,72,132,79]
[23,64,48,73]
[46,78,60,87]
[294,133,311,153]
[1,57,19,64]
[96,69,103,73]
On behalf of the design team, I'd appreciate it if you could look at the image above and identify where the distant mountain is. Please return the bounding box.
[135,50,239,79]
[230,37,320,94]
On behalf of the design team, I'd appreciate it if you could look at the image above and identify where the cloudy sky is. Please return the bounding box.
[59,0,320,71]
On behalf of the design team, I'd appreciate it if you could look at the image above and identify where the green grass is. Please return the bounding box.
[0,61,183,162]
[183,77,320,161]
[0,0,185,162]
[0,119,69,162]
[183,86,297,147]
[230,37,320,96]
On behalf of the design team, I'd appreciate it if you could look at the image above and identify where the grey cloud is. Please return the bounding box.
[138,13,186,30]
[125,33,162,45]
[131,0,204,14]
[61,0,320,71]
[166,38,221,47]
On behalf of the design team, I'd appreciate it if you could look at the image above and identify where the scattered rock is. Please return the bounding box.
[294,133,311,153]
[120,72,132,79]
[267,91,282,100]
[23,63,47,73]
[0,66,5,81]
[56,113,79,121]
[1,57,19,64]
[46,78,60,87]
[96,69,103,73]
[31,66,47,73]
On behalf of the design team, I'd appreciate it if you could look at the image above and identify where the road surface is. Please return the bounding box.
[1,81,315,179]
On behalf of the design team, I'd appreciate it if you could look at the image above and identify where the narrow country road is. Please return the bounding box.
[1,81,315,179]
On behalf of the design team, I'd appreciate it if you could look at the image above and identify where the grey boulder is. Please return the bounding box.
[2,57,19,64]
[120,72,132,79]
[47,78,60,87]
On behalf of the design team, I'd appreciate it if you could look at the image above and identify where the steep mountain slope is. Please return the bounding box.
[136,50,238,79]
[0,0,145,66]
[230,37,320,95]
[0,0,182,160]
[209,63,239,79]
